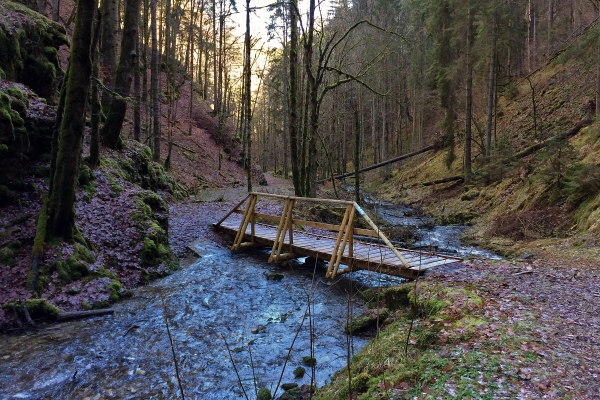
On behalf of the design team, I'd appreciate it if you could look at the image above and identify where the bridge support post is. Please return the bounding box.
[269,198,295,262]
[326,204,355,278]
[232,194,257,250]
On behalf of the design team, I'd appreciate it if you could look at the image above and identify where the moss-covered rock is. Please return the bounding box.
[107,141,188,199]
[53,243,95,284]
[0,1,68,100]
[359,284,412,310]
[0,83,55,205]
[2,298,60,320]
[133,191,178,272]
[302,356,317,366]
[344,308,390,334]
[257,388,272,400]
[293,366,306,378]
[0,246,16,266]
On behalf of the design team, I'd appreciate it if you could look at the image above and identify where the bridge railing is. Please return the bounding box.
[215,192,411,278]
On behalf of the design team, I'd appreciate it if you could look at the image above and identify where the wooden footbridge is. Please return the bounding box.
[214,193,461,280]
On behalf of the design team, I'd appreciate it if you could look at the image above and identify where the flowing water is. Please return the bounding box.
[0,241,371,399]
[361,192,501,260]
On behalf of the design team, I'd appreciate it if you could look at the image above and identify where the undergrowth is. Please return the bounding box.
[315,281,537,399]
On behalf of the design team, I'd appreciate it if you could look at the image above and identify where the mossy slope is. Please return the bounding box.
[0,1,68,100]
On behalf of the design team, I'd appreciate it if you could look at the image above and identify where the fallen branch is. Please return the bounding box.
[318,145,435,183]
[513,270,534,276]
[161,296,185,399]
[57,309,114,321]
[172,142,197,153]
[514,118,592,159]
[418,175,464,187]
[21,301,35,327]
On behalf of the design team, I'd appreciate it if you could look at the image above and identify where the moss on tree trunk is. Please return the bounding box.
[47,0,96,242]
[100,0,141,149]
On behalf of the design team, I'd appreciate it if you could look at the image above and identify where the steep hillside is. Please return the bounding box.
[364,25,600,256]
[0,2,262,330]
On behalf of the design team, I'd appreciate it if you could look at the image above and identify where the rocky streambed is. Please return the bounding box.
[0,239,372,399]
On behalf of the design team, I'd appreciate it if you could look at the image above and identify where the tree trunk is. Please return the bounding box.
[100,0,142,149]
[47,0,96,241]
[151,0,160,161]
[52,0,60,21]
[304,0,317,198]
[281,13,289,179]
[354,109,360,205]
[244,0,252,191]
[597,7,600,116]
[464,7,474,184]
[100,0,118,113]
[49,67,69,192]
[485,11,498,172]
[289,0,302,195]
[133,30,141,142]
[88,9,103,168]
[188,0,196,136]
[548,0,554,52]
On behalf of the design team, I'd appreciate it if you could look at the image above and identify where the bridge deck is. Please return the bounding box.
[217,219,460,280]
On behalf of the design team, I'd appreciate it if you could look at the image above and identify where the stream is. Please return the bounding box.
[361,192,501,260]
[0,240,372,399]
[0,196,498,399]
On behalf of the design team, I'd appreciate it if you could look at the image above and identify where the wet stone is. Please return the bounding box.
[266,272,285,281]
[281,383,298,391]
[293,366,306,378]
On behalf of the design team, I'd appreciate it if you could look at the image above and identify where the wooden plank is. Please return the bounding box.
[292,219,341,232]
[217,203,461,281]
[250,192,354,205]
[354,228,379,238]
[409,258,459,270]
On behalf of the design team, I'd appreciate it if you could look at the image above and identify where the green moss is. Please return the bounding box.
[78,164,95,186]
[293,366,306,378]
[2,298,60,320]
[302,356,317,366]
[106,176,123,196]
[344,308,389,334]
[92,301,110,309]
[107,279,122,302]
[157,244,168,255]
[143,237,156,258]
[257,388,272,400]
[82,301,91,310]
[54,243,95,284]
[0,246,16,266]
[85,266,117,282]
[0,1,68,99]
